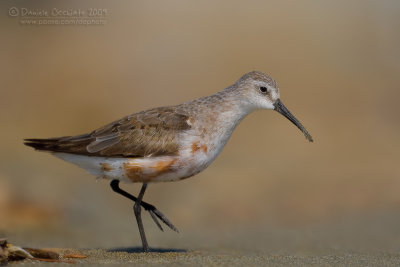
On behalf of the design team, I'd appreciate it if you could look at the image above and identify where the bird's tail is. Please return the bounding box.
[24,134,91,154]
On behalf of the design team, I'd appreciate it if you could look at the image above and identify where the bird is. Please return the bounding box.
[24,71,313,252]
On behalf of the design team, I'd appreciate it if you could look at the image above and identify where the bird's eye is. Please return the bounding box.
[259,86,268,94]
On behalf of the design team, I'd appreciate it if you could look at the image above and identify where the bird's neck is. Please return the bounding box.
[208,87,254,124]
[191,88,253,144]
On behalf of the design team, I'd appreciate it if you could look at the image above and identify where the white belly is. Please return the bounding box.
[53,143,217,183]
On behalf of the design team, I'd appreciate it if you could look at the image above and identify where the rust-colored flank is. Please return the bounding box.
[191,141,208,154]
[154,159,176,173]
[191,141,201,154]
[123,158,177,182]
[123,163,144,182]
[100,163,113,172]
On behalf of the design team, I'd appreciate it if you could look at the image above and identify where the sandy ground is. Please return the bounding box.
[4,209,400,266]
[9,249,400,267]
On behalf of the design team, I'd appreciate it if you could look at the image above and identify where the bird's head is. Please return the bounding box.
[236,71,313,142]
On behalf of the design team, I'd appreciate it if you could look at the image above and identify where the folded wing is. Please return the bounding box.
[24,106,192,158]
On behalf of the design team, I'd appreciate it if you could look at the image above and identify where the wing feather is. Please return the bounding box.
[24,106,192,158]
[86,134,120,153]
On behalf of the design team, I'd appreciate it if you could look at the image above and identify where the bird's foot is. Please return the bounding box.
[109,180,179,234]
[140,201,179,233]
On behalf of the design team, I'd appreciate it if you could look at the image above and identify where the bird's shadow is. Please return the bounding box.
[107,247,187,253]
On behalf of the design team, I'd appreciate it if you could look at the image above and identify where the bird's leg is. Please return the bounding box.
[110,180,179,232]
[134,183,149,252]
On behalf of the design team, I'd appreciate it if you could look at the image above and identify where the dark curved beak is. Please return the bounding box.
[274,99,313,142]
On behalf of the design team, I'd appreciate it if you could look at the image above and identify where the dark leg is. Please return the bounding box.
[134,183,149,252]
[109,180,178,243]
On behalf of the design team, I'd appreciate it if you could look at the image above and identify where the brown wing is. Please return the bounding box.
[24,106,192,157]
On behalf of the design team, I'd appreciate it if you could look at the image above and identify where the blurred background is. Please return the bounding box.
[0,0,399,253]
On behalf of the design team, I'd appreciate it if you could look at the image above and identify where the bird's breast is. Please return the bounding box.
[175,124,235,175]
